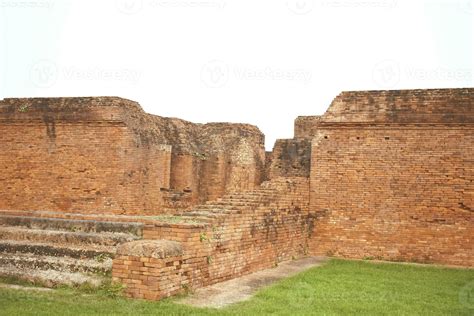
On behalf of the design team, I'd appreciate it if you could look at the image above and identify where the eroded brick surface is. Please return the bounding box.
[113,177,313,300]
[1,88,473,301]
[306,88,474,267]
[0,97,265,214]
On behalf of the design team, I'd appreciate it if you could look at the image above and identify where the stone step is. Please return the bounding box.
[221,193,276,200]
[0,253,112,275]
[192,207,234,214]
[193,205,246,214]
[0,240,114,260]
[0,215,143,237]
[209,196,273,202]
[213,201,262,207]
[0,226,139,247]
[0,265,106,287]
[225,189,276,195]
[183,211,224,218]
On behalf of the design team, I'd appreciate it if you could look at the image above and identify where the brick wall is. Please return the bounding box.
[0,121,171,214]
[296,88,474,138]
[294,116,322,138]
[321,89,473,124]
[309,126,473,266]
[265,138,312,179]
[113,177,315,300]
[307,88,473,267]
[0,97,266,214]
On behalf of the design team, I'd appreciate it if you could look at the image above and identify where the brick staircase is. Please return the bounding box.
[180,177,308,223]
[0,177,309,290]
[0,215,143,287]
[113,177,312,300]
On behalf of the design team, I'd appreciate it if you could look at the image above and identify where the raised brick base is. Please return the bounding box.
[112,177,314,300]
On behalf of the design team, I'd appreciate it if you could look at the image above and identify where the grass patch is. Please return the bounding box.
[0,275,43,288]
[0,259,472,315]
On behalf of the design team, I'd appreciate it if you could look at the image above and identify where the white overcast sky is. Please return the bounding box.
[0,0,472,149]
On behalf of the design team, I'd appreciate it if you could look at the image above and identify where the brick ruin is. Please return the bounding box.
[0,88,472,300]
[0,97,265,214]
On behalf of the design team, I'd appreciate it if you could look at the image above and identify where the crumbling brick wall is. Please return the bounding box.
[294,116,322,138]
[0,97,265,214]
[113,177,314,300]
[308,88,474,267]
[265,138,312,179]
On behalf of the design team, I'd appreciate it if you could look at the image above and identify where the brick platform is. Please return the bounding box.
[112,177,313,300]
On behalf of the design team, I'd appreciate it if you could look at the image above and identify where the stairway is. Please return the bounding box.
[0,214,143,287]
[181,177,306,222]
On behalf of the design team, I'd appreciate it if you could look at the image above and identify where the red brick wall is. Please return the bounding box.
[265,139,312,179]
[294,116,322,138]
[309,125,473,266]
[168,149,263,208]
[113,177,315,300]
[0,121,171,214]
[0,97,266,215]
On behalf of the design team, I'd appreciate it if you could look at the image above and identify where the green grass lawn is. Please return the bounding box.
[0,259,472,315]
